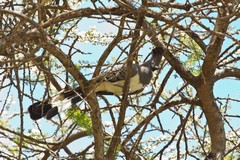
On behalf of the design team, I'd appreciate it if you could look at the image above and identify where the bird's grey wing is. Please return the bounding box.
[96,63,139,83]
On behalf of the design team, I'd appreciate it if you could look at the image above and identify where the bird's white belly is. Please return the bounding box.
[95,74,143,95]
[128,74,143,93]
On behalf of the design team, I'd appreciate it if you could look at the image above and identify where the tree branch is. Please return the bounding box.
[105,5,145,159]
[42,7,127,28]
[145,8,207,53]
[92,16,125,78]
[202,6,231,81]
[121,98,200,147]
[214,67,240,82]
[42,131,90,160]
[40,40,105,159]
[149,35,199,87]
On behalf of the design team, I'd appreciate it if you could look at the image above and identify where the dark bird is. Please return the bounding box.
[28,47,163,120]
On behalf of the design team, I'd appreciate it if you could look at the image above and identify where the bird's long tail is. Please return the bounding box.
[28,87,83,120]
[28,101,52,120]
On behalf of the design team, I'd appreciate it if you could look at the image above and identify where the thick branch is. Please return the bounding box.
[214,67,240,82]
[196,5,232,160]
[42,7,127,28]
[197,86,225,160]
[202,8,230,81]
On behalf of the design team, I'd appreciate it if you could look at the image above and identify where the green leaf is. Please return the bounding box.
[66,106,92,134]
[180,33,203,76]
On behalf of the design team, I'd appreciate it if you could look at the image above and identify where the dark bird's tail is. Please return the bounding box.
[28,101,53,120]
[28,87,83,120]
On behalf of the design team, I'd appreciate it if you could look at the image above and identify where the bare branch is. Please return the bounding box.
[214,67,240,81]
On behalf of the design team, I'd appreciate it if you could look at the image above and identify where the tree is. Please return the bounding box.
[0,0,240,159]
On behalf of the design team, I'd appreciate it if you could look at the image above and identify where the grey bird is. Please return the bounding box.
[28,47,163,120]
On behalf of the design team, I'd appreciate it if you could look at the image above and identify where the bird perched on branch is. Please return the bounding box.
[28,47,163,120]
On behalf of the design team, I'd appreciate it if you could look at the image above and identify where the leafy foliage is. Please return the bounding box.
[66,106,93,134]
[180,33,203,76]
